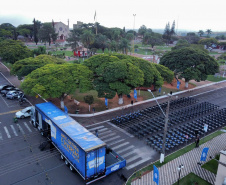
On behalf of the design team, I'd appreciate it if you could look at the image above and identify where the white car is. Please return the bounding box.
[15,106,34,119]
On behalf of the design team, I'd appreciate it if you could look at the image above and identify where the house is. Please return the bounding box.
[52,21,70,41]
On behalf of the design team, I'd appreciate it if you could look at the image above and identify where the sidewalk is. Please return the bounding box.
[131,132,226,185]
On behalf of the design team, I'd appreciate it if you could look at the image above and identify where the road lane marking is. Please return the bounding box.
[122,151,135,158]
[112,142,130,150]
[108,139,125,146]
[117,145,135,154]
[24,122,32,132]
[98,128,108,132]
[126,155,141,163]
[16,124,25,135]
[4,126,11,138]
[126,158,151,170]
[0,131,2,140]
[103,135,120,142]
[10,125,18,136]
[88,126,105,131]
[0,109,22,116]
[100,133,116,140]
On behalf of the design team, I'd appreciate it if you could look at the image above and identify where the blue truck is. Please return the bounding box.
[31,102,126,184]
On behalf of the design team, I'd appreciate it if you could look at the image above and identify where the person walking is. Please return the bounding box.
[95,129,98,137]
[195,135,200,147]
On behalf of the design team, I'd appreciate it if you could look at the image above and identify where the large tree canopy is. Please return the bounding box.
[21,64,92,108]
[153,64,174,83]
[84,54,165,104]
[11,54,65,80]
[111,54,164,88]
[160,48,219,87]
[0,39,32,63]
[84,54,144,104]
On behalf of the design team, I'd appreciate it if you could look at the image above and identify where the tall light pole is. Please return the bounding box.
[148,89,172,163]
[133,14,136,54]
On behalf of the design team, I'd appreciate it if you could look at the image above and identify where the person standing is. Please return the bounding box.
[95,129,98,137]
[195,135,200,147]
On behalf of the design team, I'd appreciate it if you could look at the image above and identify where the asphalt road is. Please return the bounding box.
[1,69,226,185]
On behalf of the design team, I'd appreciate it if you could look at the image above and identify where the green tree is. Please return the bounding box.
[84,54,144,104]
[38,23,58,46]
[112,54,163,89]
[198,38,218,48]
[160,48,219,88]
[66,28,82,51]
[119,38,130,54]
[198,30,204,37]
[172,39,190,50]
[17,24,33,39]
[185,33,200,44]
[0,29,13,39]
[163,21,175,45]
[33,18,41,45]
[153,64,174,83]
[143,32,163,48]
[206,29,212,36]
[138,25,147,38]
[126,33,134,41]
[0,39,32,63]
[21,63,92,109]
[11,54,65,79]
[33,46,46,56]
[84,95,94,112]
[81,30,95,54]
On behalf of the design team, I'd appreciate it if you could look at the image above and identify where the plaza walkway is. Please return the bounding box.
[131,132,226,185]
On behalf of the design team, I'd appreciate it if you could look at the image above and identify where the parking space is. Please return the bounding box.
[0,73,29,110]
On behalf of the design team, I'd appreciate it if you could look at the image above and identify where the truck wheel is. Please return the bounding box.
[61,155,64,160]
[65,160,69,166]
[69,165,74,171]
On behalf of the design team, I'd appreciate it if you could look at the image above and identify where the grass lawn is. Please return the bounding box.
[202,157,219,174]
[126,130,225,185]
[135,48,154,55]
[206,75,226,82]
[51,50,73,57]
[172,173,212,185]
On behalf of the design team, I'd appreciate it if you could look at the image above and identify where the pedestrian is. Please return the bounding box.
[95,129,98,137]
[195,135,200,147]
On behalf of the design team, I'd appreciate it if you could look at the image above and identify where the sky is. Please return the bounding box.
[1,0,226,32]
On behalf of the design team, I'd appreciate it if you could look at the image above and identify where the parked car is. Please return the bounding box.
[6,90,23,100]
[1,87,19,97]
[15,106,34,119]
[0,84,15,92]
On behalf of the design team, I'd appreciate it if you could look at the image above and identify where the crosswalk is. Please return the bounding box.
[0,121,35,140]
[87,123,152,171]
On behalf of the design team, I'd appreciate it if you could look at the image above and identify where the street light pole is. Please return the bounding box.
[148,89,172,163]
[160,94,171,163]
[133,14,136,54]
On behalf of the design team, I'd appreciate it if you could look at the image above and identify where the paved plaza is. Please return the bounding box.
[131,132,226,185]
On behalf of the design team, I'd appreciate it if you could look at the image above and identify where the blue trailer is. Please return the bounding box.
[31,102,126,184]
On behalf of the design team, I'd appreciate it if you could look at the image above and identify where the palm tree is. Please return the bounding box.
[119,38,130,54]
[206,29,212,36]
[81,30,95,55]
[198,30,204,37]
